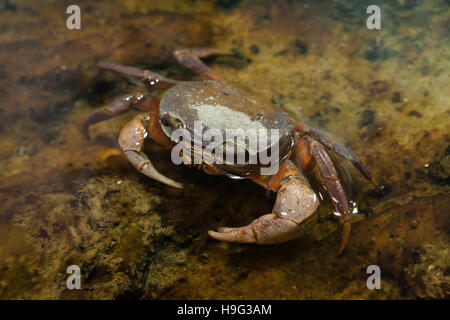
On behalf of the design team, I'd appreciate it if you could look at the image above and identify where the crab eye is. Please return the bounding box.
[174,118,185,129]
[160,114,185,130]
[161,114,170,127]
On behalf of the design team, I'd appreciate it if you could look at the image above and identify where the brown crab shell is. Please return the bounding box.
[159,80,294,177]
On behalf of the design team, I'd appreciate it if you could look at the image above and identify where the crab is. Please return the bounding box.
[83,47,376,253]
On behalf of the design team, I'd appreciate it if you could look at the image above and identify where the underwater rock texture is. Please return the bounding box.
[0,0,448,299]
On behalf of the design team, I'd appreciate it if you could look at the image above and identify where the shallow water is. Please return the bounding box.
[0,0,448,299]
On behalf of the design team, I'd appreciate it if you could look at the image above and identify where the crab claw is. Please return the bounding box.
[119,114,183,190]
[208,174,319,244]
[208,213,306,244]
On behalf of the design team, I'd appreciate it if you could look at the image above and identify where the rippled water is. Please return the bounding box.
[0,0,448,299]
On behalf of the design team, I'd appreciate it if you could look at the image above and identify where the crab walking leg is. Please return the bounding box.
[295,136,352,254]
[208,160,319,244]
[295,122,377,186]
[98,61,180,90]
[174,47,231,81]
[118,113,183,189]
[83,92,159,139]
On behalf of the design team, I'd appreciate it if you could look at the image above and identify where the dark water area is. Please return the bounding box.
[0,0,448,299]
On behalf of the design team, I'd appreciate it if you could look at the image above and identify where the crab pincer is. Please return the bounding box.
[209,161,319,244]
